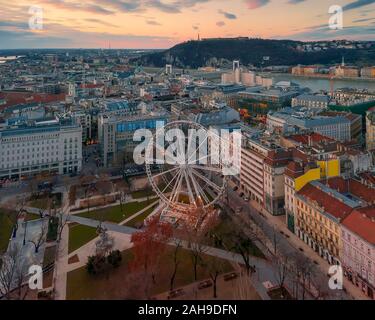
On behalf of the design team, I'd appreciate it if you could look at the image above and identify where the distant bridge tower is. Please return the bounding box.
[233,60,241,84]
[166,64,173,75]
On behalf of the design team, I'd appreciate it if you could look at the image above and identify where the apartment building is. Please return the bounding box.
[366,107,375,151]
[98,110,169,167]
[0,117,82,179]
[295,177,375,265]
[70,111,92,142]
[240,134,276,205]
[296,180,359,265]
[291,94,329,109]
[267,107,355,142]
[361,66,375,78]
[342,206,375,300]
[284,157,340,232]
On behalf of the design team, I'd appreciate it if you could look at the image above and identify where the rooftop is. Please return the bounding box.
[298,180,360,221]
[342,207,375,245]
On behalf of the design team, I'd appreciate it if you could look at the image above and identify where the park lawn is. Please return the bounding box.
[67,250,134,300]
[77,200,155,223]
[131,189,155,199]
[0,211,14,254]
[149,246,233,296]
[124,205,158,228]
[28,193,62,210]
[68,224,98,254]
[66,246,233,300]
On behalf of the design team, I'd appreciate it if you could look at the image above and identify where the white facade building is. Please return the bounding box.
[0,118,82,179]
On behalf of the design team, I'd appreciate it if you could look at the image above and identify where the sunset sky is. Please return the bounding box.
[0,0,374,49]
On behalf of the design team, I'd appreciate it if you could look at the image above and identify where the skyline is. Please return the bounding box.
[0,0,375,49]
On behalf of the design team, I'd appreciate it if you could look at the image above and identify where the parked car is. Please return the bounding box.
[198,280,213,290]
[233,186,239,191]
[224,272,239,281]
[168,288,185,299]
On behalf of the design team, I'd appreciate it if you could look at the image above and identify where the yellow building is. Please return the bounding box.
[295,180,354,265]
[284,158,340,232]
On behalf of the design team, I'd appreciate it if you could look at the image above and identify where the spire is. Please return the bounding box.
[341,56,345,67]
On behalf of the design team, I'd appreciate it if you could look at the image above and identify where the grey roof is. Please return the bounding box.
[295,94,329,103]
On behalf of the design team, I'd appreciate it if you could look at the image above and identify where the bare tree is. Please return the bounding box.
[3,195,28,239]
[273,253,290,296]
[189,241,207,282]
[290,253,316,300]
[204,256,226,299]
[231,232,257,276]
[56,211,70,243]
[170,239,182,292]
[0,244,30,300]
[29,220,48,253]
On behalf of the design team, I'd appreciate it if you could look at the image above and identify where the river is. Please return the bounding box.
[269,73,375,92]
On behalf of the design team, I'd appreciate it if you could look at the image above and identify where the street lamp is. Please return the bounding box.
[23,220,28,246]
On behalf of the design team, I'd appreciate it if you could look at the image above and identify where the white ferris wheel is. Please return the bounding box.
[145,121,228,213]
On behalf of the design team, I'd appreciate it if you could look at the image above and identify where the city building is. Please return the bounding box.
[267,107,357,142]
[341,206,375,299]
[98,108,169,167]
[334,65,360,78]
[292,65,319,76]
[361,66,375,78]
[70,110,92,142]
[295,180,358,265]
[366,107,375,151]
[291,94,329,109]
[0,117,82,179]
[284,158,340,232]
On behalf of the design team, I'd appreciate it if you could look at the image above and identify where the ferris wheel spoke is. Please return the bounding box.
[170,169,183,203]
[183,170,196,205]
[189,164,222,174]
[160,168,181,194]
[189,171,210,206]
[187,135,208,164]
[192,154,210,165]
[191,168,222,193]
[152,166,179,180]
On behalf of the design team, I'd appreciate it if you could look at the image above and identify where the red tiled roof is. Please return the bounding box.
[288,133,333,145]
[0,91,66,109]
[359,172,375,185]
[342,207,375,245]
[285,161,304,178]
[326,177,375,204]
[298,183,353,220]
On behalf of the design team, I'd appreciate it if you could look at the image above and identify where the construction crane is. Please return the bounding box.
[330,74,335,97]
